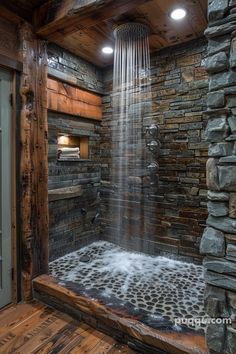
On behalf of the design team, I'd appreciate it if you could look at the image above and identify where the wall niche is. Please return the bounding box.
[57,134,89,161]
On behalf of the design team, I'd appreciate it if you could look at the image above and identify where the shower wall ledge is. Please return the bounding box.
[33,274,207,354]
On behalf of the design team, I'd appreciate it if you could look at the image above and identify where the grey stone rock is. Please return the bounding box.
[229,193,236,218]
[208,0,229,21]
[207,200,229,216]
[206,158,220,191]
[208,36,231,56]
[207,158,220,191]
[200,226,225,256]
[206,52,229,74]
[207,215,236,234]
[203,257,236,274]
[227,291,236,310]
[226,326,236,354]
[204,285,228,317]
[219,166,236,191]
[226,244,236,260]
[227,97,236,108]
[226,134,236,141]
[231,37,236,68]
[205,270,236,291]
[205,21,236,39]
[207,90,225,108]
[206,322,225,353]
[219,156,236,163]
[228,116,236,132]
[209,142,233,156]
[205,117,229,142]
[208,191,230,201]
[210,71,236,91]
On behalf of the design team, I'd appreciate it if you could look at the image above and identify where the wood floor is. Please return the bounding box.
[0,301,138,354]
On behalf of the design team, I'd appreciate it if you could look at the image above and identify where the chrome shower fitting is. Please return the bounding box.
[147,140,160,153]
[146,124,159,137]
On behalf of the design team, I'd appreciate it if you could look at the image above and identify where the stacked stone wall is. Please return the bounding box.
[101,38,208,262]
[200,0,236,352]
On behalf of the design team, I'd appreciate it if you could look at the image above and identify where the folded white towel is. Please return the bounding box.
[60,147,80,154]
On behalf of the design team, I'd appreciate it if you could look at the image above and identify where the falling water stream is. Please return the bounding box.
[110,23,152,245]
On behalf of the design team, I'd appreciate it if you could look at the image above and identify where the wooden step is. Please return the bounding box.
[33,274,208,354]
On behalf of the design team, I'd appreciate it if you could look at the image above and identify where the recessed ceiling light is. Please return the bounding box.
[102,46,113,54]
[170,8,186,20]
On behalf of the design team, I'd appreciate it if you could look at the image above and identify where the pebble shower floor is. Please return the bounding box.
[49,241,206,332]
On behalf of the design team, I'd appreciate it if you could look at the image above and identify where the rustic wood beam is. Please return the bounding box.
[19,23,49,301]
[35,0,150,40]
[47,77,102,120]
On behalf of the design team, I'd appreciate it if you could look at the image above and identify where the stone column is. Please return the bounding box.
[200,1,236,352]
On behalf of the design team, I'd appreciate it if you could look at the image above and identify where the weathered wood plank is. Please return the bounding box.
[19,23,49,301]
[47,77,102,120]
[0,302,136,354]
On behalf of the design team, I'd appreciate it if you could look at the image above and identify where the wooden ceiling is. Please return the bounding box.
[2,0,208,67]
[0,0,48,22]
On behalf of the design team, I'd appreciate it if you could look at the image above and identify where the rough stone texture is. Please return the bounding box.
[228,116,236,132]
[226,327,236,354]
[48,112,101,260]
[207,90,225,108]
[205,270,236,291]
[205,117,229,142]
[208,0,229,22]
[206,52,229,73]
[204,285,228,317]
[200,226,225,256]
[226,243,236,260]
[47,43,103,94]
[208,142,233,156]
[207,215,236,234]
[208,190,230,201]
[207,200,229,216]
[100,38,208,262]
[206,322,225,353]
[219,166,236,190]
[209,71,236,91]
[203,257,236,274]
[206,158,220,190]
[229,193,236,218]
[204,9,236,351]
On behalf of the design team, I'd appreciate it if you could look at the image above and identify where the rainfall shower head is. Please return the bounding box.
[114,23,150,41]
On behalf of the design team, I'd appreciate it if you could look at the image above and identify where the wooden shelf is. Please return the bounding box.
[48,185,83,201]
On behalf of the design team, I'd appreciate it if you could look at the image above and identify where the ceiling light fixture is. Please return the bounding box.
[170,8,186,20]
[102,46,113,54]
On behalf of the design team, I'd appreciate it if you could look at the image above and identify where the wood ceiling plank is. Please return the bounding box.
[35,0,151,39]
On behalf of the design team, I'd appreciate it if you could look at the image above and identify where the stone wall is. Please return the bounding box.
[200,1,236,352]
[48,112,101,261]
[47,43,103,94]
[100,38,208,263]
[47,45,102,260]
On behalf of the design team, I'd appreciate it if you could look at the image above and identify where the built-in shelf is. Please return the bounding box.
[48,185,83,201]
[57,134,89,161]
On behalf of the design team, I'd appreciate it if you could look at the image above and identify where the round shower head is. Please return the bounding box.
[114,23,149,41]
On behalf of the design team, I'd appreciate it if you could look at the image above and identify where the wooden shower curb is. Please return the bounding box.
[33,274,208,354]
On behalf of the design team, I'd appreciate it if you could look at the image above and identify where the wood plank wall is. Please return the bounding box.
[47,77,102,120]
